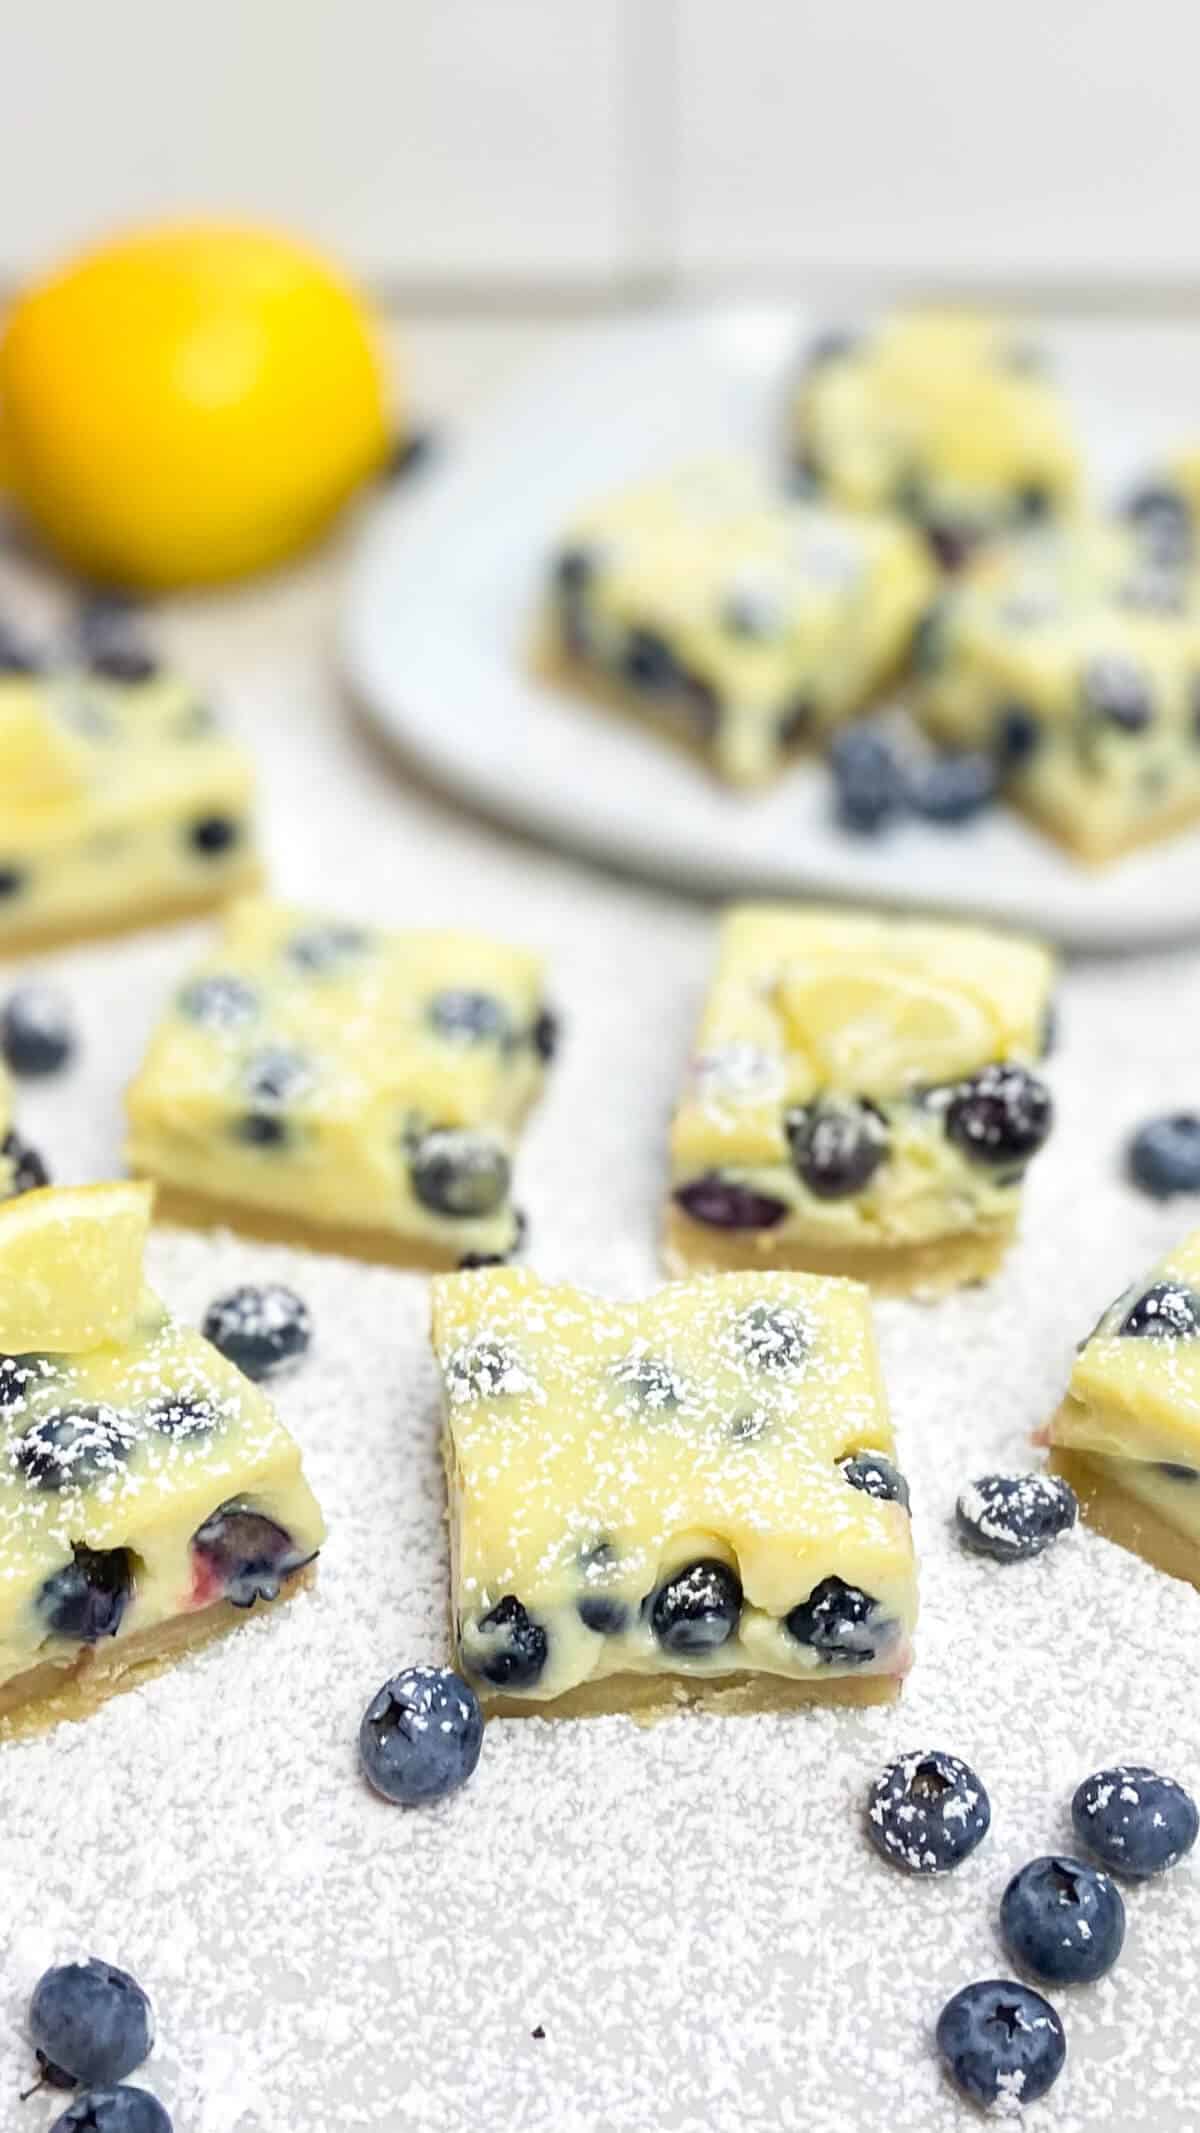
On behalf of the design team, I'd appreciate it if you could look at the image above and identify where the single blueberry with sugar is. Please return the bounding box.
[4,1128,50,1194]
[360,1665,484,1806]
[649,1559,742,1654]
[410,1128,511,1219]
[956,1472,1077,1561]
[1000,1854,1125,1984]
[428,989,513,1046]
[866,1749,990,1874]
[840,1450,910,1510]
[190,1502,315,1608]
[1,985,75,1076]
[943,1063,1053,1167]
[14,1405,135,1493]
[177,974,259,1030]
[829,723,904,834]
[1126,1115,1200,1201]
[936,1980,1065,2113]
[786,1097,889,1199]
[29,1958,154,2089]
[1119,1281,1200,1339]
[733,1301,809,1373]
[467,1594,548,1689]
[202,1283,311,1380]
[1072,1764,1199,1879]
[784,1576,882,1664]
[673,1175,788,1231]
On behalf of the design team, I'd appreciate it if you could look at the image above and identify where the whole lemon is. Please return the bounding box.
[0,221,391,589]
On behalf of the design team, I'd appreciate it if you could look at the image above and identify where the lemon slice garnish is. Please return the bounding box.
[777,963,996,1099]
[0,1180,152,1353]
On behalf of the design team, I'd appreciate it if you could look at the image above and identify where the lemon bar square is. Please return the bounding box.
[915,520,1200,862]
[0,641,260,948]
[536,459,932,787]
[126,897,555,1266]
[431,1266,916,1715]
[788,311,1080,567]
[1046,1229,1200,1589]
[0,1197,324,1733]
[665,904,1055,1296]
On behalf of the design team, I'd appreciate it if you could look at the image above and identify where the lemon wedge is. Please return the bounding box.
[777,963,996,1098]
[0,1180,153,1353]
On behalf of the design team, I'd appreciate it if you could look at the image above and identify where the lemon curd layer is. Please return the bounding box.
[666,905,1055,1294]
[789,311,1081,562]
[126,897,555,1265]
[432,1267,917,1713]
[915,520,1200,861]
[538,458,932,787]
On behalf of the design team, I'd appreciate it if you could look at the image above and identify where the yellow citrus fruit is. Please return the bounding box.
[778,964,996,1098]
[0,1180,152,1352]
[0,221,391,589]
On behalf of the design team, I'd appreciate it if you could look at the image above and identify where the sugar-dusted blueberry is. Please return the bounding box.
[0,866,28,899]
[143,1392,221,1441]
[49,2091,172,2133]
[1082,653,1154,732]
[786,1097,889,1199]
[13,1404,135,1493]
[242,1046,312,1105]
[553,545,596,596]
[1015,482,1050,522]
[445,1337,527,1401]
[804,326,859,370]
[467,1594,548,1689]
[840,1450,910,1510]
[649,1559,742,1654]
[3,1127,50,1194]
[285,922,371,974]
[578,1539,630,1634]
[936,1980,1066,2113]
[410,1127,510,1218]
[610,1352,683,1414]
[623,628,678,694]
[37,1545,134,1643]
[733,1301,809,1373]
[383,429,436,482]
[956,1471,1077,1561]
[30,1957,154,2089]
[1072,1764,1199,1879]
[905,749,998,825]
[190,1502,316,1607]
[187,815,241,857]
[830,722,904,834]
[866,1749,990,1874]
[1125,480,1192,565]
[1000,1854,1125,1985]
[359,1664,484,1806]
[992,701,1042,767]
[925,519,976,573]
[943,1062,1053,1167]
[673,1175,788,1231]
[0,1351,51,1407]
[428,989,513,1046]
[1126,1114,1200,1200]
[202,1283,312,1380]
[784,1576,883,1664]
[1,985,75,1077]
[177,974,259,1030]
[1119,1280,1200,1339]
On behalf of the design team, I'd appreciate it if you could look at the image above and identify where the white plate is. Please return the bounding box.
[343,308,1200,950]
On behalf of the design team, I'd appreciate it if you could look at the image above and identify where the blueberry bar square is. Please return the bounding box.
[0,1185,324,1733]
[0,629,259,948]
[666,904,1055,1295]
[126,896,555,1266]
[789,311,1080,568]
[1045,1229,1200,1589]
[432,1266,917,1716]
[536,459,932,786]
[915,520,1200,862]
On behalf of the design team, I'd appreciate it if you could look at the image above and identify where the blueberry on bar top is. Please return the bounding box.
[125,896,555,1268]
[431,1265,917,1715]
[666,903,1055,1295]
[1044,1224,1200,1589]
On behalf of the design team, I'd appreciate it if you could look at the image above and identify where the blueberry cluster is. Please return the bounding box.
[25,1955,172,2130]
[830,720,999,834]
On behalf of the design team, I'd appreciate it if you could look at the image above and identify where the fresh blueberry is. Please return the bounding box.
[673,1175,788,1230]
[3,1127,50,1194]
[649,1559,742,1653]
[1119,1281,1200,1339]
[803,326,859,369]
[925,520,976,573]
[84,642,160,686]
[383,429,436,482]
[49,2091,172,2133]
[143,1393,221,1441]
[1124,481,1192,565]
[1072,1764,1199,1878]
[992,702,1041,767]
[1,985,75,1076]
[1000,1854,1125,1984]
[936,1980,1066,2112]
[733,1302,809,1373]
[840,1450,910,1510]
[956,1472,1077,1561]
[190,1502,315,1607]
[784,1576,883,1664]
[0,619,41,674]
[37,1546,134,1642]
[187,815,241,857]
[177,975,259,1030]
[467,1595,548,1689]
[13,1405,135,1492]
[786,1098,889,1198]
[1082,654,1154,732]
[428,989,513,1046]
[578,1593,630,1634]
[1158,1461,1199,1482]
[623,629,678,693]
[553,546,596,596]
[866,1749,990,1874]
[1126,1114,1200,1199]
[29,1958,154,2088]
[531,1006,559,1063]
[830,723,905,833]
[359,1665,484,1806]
[202,1284,311,1380]
[610,1353,683,1412]
[943,1062,1053,1167]
[285,923,371,974]
[0,866,28,899]
[1015,482,1050,521]
[410,1128,510,1218]
[905,749,998,824]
